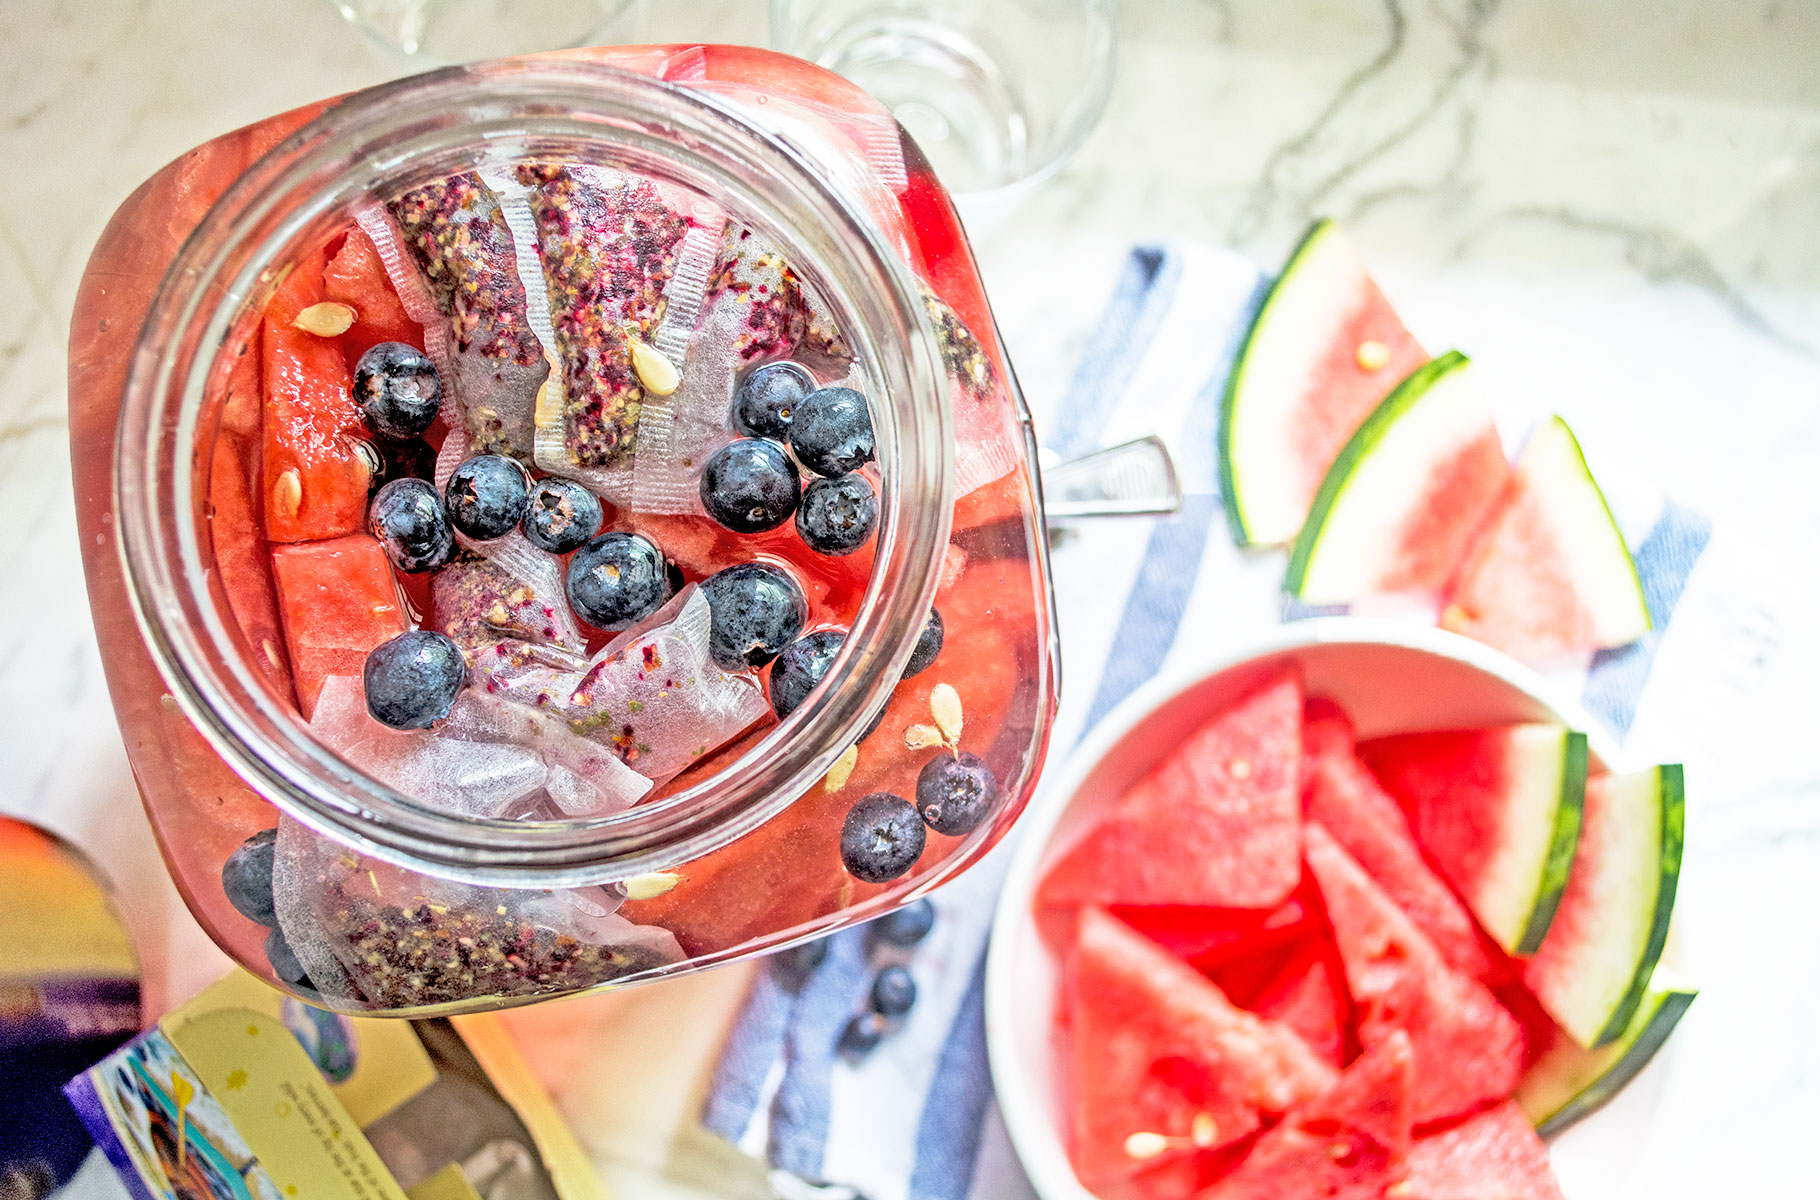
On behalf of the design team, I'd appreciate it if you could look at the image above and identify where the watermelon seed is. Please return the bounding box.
[1123,1132,1169,1161]
[1328,1141,1358,1165]
[293,301,357,337]
[824,744,860,793]
[628,333,682,396]
[271,469,303,521]
[1191,1113,1218,1147]
[904,723,945,751]
[1355,339,1391,372]
[930,683,964,746]
[1229,757,1252,780]
[622,871,681,900]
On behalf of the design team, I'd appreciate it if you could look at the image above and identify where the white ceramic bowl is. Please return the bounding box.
[985,619,1682,1200]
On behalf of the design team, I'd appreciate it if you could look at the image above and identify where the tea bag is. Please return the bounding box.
[310,675,549,819]
[274,817,683,1009]
[440,689,651,817]
[361,171,551,462]
[432,537,587,661]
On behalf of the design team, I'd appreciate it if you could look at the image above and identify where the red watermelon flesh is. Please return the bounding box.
[1201,1031,1414,1200]
[1111,889,1315,966]
[1304,823,1524,1125]
[1065,906,1338,1192]
[1252,941,1353,1068]
[1302,713,1505,984]
[270,534,410,718]
[325,226,426,361]
[1399,1101,1565,1200]
[211,441,294,703]
[1038,670,1303,911]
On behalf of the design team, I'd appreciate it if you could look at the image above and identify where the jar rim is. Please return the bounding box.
[114,57,955,887]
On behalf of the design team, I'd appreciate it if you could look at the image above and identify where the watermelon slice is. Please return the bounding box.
[262,247,371,543]
[1109,894,1315,966]
[1219,219,1427,547]
[1398,1101,1565,1200]
[1522,765,1684,1047]
[1251,941,1352,1068]
[1201,1032,1414,1200]
[270,534,410,717]
[1285,352,1510,603]
[1038,671,1303,911]
[210,442,294,702]
[1516,971,1696,1135]
[1302,712,1505,983]
[1065,906,1338,1192]
[325,226,426,361]
[1442,415,1650,660]
[1361,724,1586,957]
[1304,823,1524,1125]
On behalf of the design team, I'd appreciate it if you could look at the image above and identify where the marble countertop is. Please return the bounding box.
[4,1,1817,1197]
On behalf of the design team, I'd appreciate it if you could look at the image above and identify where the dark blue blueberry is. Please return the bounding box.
[769,630,844,720]
[840,792,926,883]
[521,477,604,553]
[790,386,875,477]
[363,629,467,730]
[368,477,455,573]
[903,608,944,678]
[870,965,917,1017]
[769,936,830,988]
[356,436,438,496]
[354,341,442,439]
[699,438,801,534]
[732,361,814,440]
[445,454,530,541]
[796,474,878,556]
[565,532,672,632]
[915,751,1000,836]
[870,899,936,948]
[221,828,277,927]
[702,562,808,671]
[838,1012,887,1058]
[266,926,312,989]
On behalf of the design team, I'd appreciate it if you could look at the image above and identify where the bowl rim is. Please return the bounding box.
[984,617,1630,1200]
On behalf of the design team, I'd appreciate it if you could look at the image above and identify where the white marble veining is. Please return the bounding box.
[2,1,1817,1197]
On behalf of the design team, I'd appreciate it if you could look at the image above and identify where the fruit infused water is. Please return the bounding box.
[73,47,1057,1014]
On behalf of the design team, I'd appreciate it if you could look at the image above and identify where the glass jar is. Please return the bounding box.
[69,45,1058,1015]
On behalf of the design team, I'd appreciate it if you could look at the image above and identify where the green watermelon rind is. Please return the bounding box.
[1593,764,1686,1045]
[1284,350,1469,597]
[1534,416,1653,639]
[1218,218,1339,547]
[1519,979,1697,1137]
[1512,729,1588,956]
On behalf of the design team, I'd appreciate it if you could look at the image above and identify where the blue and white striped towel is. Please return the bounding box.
[701,242,1744,1200]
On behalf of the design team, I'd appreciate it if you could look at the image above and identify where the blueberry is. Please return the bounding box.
[732,361,814,440]
[903,608,944,678]
[565,532,672,632]
[266,926,312,989]
[363,629,467,729]
[770,936,830,988]
[369,477,455,573]
[840,792,926,883]
[354,342,442,439]
[769,630,843,721]
[870,965,917,1017]
[790,386,875,477]
[838,1012,887,1058]
[870,899,936,948]
[221,828,277,927]
[522,477,604,553]
[702,562,808,671]
[445,454,530,541]
[796,474,878,556]
[915,751,1000,836]
[699,438,801,533]
[355,436,438,497]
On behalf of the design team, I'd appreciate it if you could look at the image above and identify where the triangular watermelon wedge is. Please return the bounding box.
[1201,1032,1415,1200]
[1302,705,1506,983]
[1065,906,1338,1192]
[1252,939,1353,1068]
[1361,724,1587,957]
[1219,219,1428,547]
[1398,1101,1565,1200]
[1110,890,1316,965]
[1305,823,1524,1125]
[1038,670,1303,911]
[1285,351,1510,603]
[1442,415,1651,660]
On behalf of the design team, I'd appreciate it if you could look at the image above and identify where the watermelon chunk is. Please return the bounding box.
[1516,971,1695,1135]
[1251,940,1352,1068]
[1522,765,1684,1047]
[210,442,294,702]
[1305,823,1524,1125]
[1302,707,1504,982]
[1201,1032,1414,1200]
[1038,671,1303,911]
[1219,219,1428,547]
[1442,415,1650,660]
[324,226,426,361]
[1285,352,1510,603]
[262,247,371,543]
[1065,906,1337,1193]
[1361,724,1586,957]
[270,534,410,717]
[1110,889,1315,967]
[1399,1101,1564,1200]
